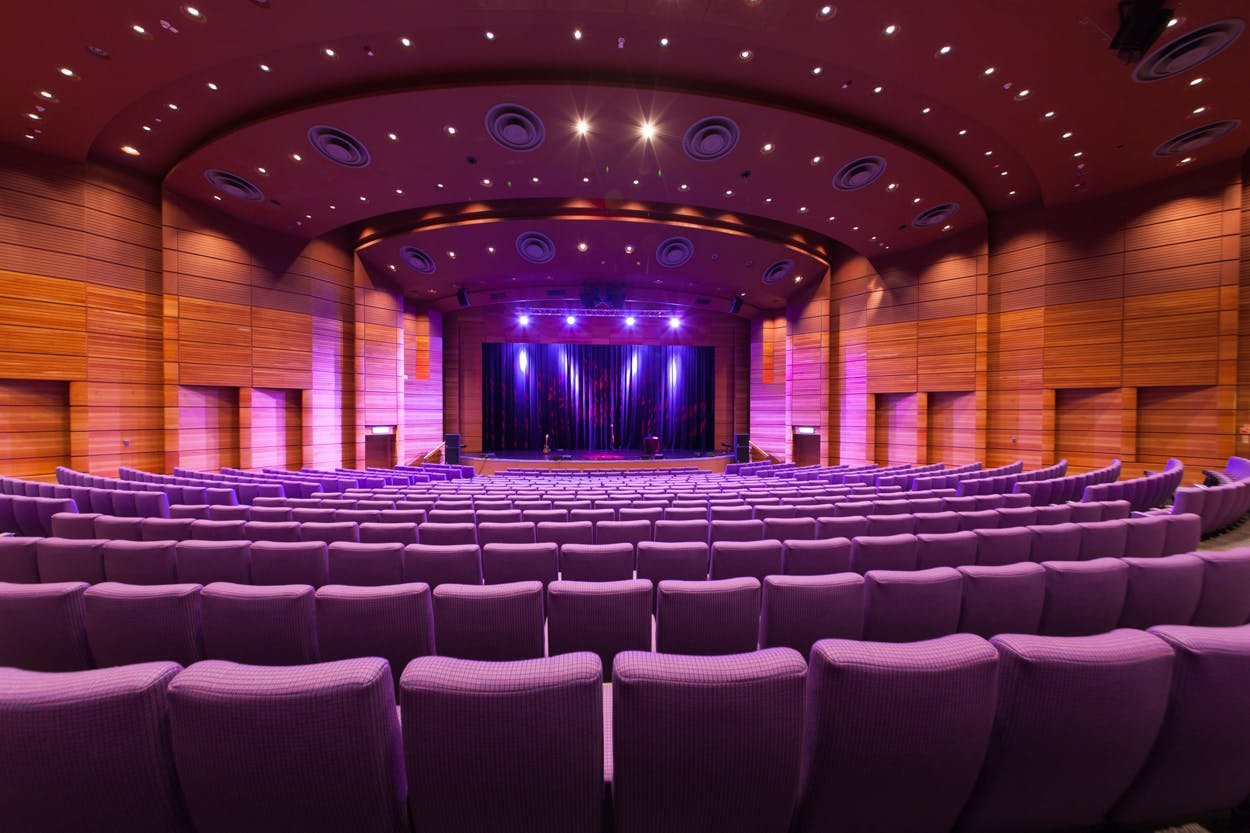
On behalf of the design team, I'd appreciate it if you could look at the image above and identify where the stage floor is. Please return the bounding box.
[462,450,734,475]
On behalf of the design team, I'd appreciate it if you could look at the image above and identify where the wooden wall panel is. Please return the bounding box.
[928,391,979,465]
[751,311,788,457]
[1137,386,1225,470]
[176,385,239,472]
[403,303,444,463]
[874,392,919,466]
[1055,388,1122,470]
[245,388,303,471]
[0,380,69,480]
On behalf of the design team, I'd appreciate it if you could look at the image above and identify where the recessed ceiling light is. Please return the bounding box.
[395,188,404,195]
[625,244,634,254]
[531,176,540,184]
[1014,89,1031,99]
[518,314,530,325]
[912,197,922,204]
[811,66,823,75]
[359,195,367,201]
[738,49,753,61]
[764,197,773,203]
[1061,131,1073,139]
[182,5,203,19]
[921,106,931,115]
[794,275,803,283]
[1043,111,1056,120]
[679,183,689,191]
[400,36,412,47]
[724,189,734,196]
[942,224,952,231]
[639,121,656,140]
[669,316,681,328]
[323,47,336,58]
[575,118,590,136]
[26,113,40,120]
[577,242,588,252]
[572,28,583,40]
[59,67,78,78]
[983,66,996,76]
[1189,76,1204,86]
[120,145,140,156]
[566,315,577,325]
[448,251,456,259]
[1009,190,1017,195]
[582,176,591,183]
[659,36,670,47]
[882,24,898,37]
[827,215,835,222]
[1000,170,1009,176]
[142,125,152,132]
[167,103,178,110]
[484,31,495,40]
[984,150,993,157]
[1167,16,1179,27]
[206,82,219,91]
[810,155,822,165]
[851,226,859,231]
[291,153,302,162]
[445,125,457,135]
[329,205,336,210]
[37,90,54,100]
[258,63,271,72]
[798,206,808,213]
[761,142,774,153]
[487,246,495,253]
[872,85,884,94]
[958,129,968,136]
[213,195,222,201]
[131,24,148,36]
[436,183,444,189]
[818,5,835,20]
[1192,106,1207,115]
[256,166,267,174]
[1179,156,1193,165]
[481,178,492,187]
[632,179,640,186]
[1072,150,1083,158]
[388,264,396,272]
[625,316,637,326]
[886,183,898,191]
[937,45,952,56]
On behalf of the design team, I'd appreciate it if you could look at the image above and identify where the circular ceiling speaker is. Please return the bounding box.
[656,237,694,268]
[1153,120,1241,156]
[832,155,887,191]
[400,246,436,274]
[682,116,740,161]
[1134,19,1244,82]
[203,169,264,202]
[761,259,795,284]
[516,232,555,263]
[912,202,961,228]
[485,103,545,152]
[307,125,371,167]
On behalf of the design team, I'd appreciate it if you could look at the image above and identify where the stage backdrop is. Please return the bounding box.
[482,343,714,452]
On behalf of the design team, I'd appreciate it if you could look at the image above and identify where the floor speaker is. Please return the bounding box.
[734,433,750,463]
[444,433,461,465]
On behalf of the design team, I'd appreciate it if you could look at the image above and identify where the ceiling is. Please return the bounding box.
[4,0,1247,312]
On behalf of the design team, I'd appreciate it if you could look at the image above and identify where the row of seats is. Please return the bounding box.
[6,625,1250,833]
[1083,457,1184,512]
[953,459,1074,497]
[1162,479,1250,537]
[5,543,1249,676]
[1013,458,1123,504]
[907,460,1023,491]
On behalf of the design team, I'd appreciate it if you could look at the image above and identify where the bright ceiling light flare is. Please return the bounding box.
[576,118,589,136]
[639,121,656,140]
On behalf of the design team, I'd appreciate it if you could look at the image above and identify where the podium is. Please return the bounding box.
[642,436,660,458]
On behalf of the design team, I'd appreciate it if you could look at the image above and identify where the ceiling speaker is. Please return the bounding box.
[729,297,743,314]
[455,288,470,307]
[1111,0,1174,64]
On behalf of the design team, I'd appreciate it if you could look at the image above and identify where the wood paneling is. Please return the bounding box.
[875,392,919,466]
[0,380,69,480]
[928,391,978,465]
[177,385,239,472]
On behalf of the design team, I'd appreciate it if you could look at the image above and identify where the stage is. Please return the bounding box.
[462,449,734,476]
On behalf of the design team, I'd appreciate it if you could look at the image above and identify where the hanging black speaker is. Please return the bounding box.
[729,297,743,314]
[455,288,470,307]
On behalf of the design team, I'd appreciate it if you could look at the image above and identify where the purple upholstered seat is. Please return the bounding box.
[401,653,602,833]
[403,543,481,588]
[1118,554,1204,629]
[956,562,1046,637]
[36,537,106,584]
[911,511,961,534]
[596,519,652,551]
[428,508,476,524]
[249,540,329,587]
[709,504,754,522]
[955,630,1174,833]
[709,539,783,582]
[315,583,434,683]
[612,648,806,833]
[1078,519,1129,559]
[334,508,381,525]
[200,582,318,664]
[548,579,652,679]
[476,521,536,547]
[537,520,595,551]
[189,518,247,541]
[864,514,915,536]
[0,536,40,583]
[474,508,521,523]
[653,519,709,544]
[175,539,251,585]
[916,530,978,569]
[665,506,708,521]
[354,521,416,545]
[763,516,818,542]
[1066,501,1104,523]
[50,511,100,539]
[863,567,963,642]
[523,508,568,524]
[291,507,335,523]
[958,509,1001,532]
[636,540,709,595]
[1039,557,1129,636]
[850,534,918,574]
[102,539,178,584]
[93,514,144,540]
[140,516,196,542]
[794,635,998,833]
[974,526,1032,566]
[619,506,663,529]
[1122,514,1168,558]
[560,542,635,582]
[326,541,403,585]
[0,662,188,832]
[1031,503,1072,525]
[760,573,864,654]
[207,504,250,522]
[417,522,477,546]
[781,537,851,575]
[1028,521,1082,561]
[248,505,293,523]
[84,582,203,666]
[244,520,302,542]
[0,581,92,670]
[481,541,559,586]
[655,577,760,655]
[709,518,765,543]
[1191,548,1250,626]
[299,520,359,545]
[169,657,407,833]
[1162,513,1202,555]
[431,580,544,660]
[570,508,614,524]
[1110,624,1250,825]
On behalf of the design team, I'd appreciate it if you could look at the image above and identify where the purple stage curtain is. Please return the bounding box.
[482,343,714,453]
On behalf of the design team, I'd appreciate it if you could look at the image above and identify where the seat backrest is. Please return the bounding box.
[175,540,251,585]
[915,530,978,570]
[431,581,544,661]
[850,534,918,574]
[653,519,710,544]
[1039,558,1129,636]
[315,583,434,685]
[0,662,188,832]
[0,536,40,583]
[84,582,204,666]
[36,537,106,584]
[189,519,247,541]
[759,573,864,654]
[481,541,558,586]
[781,537,851,575]
[595,519,652,549]
[1028,522,1082,562]
[974,526,1033,567]
[245,520,302,542]
[956,561,1046,638]
[863,567,963,642]
[1078,519,1129,560]
[417,521,477,547]
[249,540,330,587]
[401,653,602,833]
[558,542,634,582]
[709,518,765,543]
[547,579,652,680]
[326,541,404,586]
[476,521,537,547]
[200,582,318,665]
[763,516,818,542]
[1192,548,1250,626]
[102,539,179,585]
[0,581,93,670]
[709,539,783,582]
[956,630,1174,833]
[1118,554,1204,630]
[794,634,998,833]
[612,648,806,833]
[656,577,760,655]
[169,657,407,833]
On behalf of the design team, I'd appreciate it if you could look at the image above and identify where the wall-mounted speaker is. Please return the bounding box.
[444,433,461,465]
[734,432,750,463]
[729,297,743,314]
[455,288,470,307]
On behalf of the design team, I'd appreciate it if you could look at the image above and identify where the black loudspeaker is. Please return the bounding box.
[729,297,743,314]
[1110,0,1173,63]
[455,288,470,307]
[444,433,461,465]
[734,433,750,463]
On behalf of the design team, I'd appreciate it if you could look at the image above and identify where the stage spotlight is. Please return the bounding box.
[566,315,577,325]
[518,314,530,326]
[625,316,636,326]
[669,316,681,328]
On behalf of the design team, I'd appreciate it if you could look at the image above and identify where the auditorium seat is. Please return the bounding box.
[864,514,915,536]
[709,539,783,582]
[94,515,144,541]
[547,579,652,678]
[596,519,652,552]
[428,508,476,524]
[200,582,319,665]
[0,581,93,671]
[653,518,709,544]
[1039,558,1130,636]
[403,543,482,588]
[207,504,250,522]
[248,506,293,523]
[955,630,1174,833]
[1118,554,1204,629]
[138,516,196,542]
[1078,519,1129,560]
[245,520,302,542]
[1028,522,1082,562]
[36,538,106,584]
[863,567,962,643]
[1190,548,1250,626]
[249,540,330,587]
[759,573,864,654]
[710,518,765,543]
[0,662,187,832]
[175,540,252,585]
[0,536,40,583]
[655,577,760,655]
[291,507,335,523]
[431,581,544,661]
[169,657,408,833]
[794,635,998,833]
[956,562,1046,638]
[850,534,918,574]
[781,537,851,575]
[315,583,434,685]
[102,539,178,585]
[417,521,478,546]
[357,521,418,545]
[401,653,603,833]
[327,541,404,585]
[299,521,359,545]
[709,504,754,522]
[763,516,817,541]
[612,648,805,833]
[974,526,1032,566]
[477,521,537,547]
[915,531,978,570]
[537,520,595,551]
[50,511,99,539]
[911,511,961,534]
[559,542,635,582]
[84,582,204,666]
[481,541,559,586]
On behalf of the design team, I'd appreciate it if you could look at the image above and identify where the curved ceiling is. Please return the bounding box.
[4,0,1247,311]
